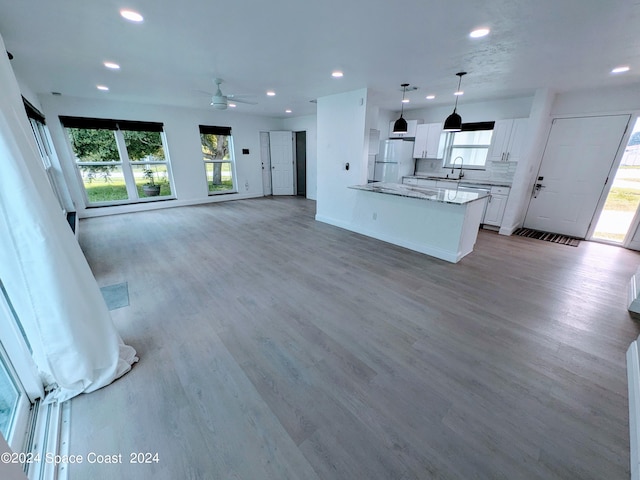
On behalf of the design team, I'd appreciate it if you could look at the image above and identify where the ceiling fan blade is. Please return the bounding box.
[229,98,258,105]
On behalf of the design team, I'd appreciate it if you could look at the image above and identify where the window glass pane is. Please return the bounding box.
[67,127,129,203]
[452,130,492,145]
[444,129,493,168]
[0,355,19,439]
[123,130,165,161]
[67,128,120,163]
[450,147,490,167]
[201,131,235,194]
[205,162,234,193]
[78,164,129,202]
[132,164,172,198]
[201,133,230,160]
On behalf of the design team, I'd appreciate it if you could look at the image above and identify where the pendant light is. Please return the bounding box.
[392,83,410,134]
[443,72,467,132]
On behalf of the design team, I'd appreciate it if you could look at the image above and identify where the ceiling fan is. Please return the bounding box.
[208,78,257,110]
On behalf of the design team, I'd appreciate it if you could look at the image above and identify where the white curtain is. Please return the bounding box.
[0,34,137,403]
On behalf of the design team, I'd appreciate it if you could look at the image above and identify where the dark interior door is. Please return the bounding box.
[295,131,306,196]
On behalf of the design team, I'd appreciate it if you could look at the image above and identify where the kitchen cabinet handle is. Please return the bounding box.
[501,152,505,161]
[506,152,510,161]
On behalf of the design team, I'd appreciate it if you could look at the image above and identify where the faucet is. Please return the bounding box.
[451,156,464,179]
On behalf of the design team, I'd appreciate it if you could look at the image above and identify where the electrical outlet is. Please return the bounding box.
[372,212,377,220]
[245,181,249,191]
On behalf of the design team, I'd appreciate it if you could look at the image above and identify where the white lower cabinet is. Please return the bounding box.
[417,179,437,188]
[483,186,510,226]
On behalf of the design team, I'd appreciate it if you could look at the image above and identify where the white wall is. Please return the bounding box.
[316,88,370,226]
[552,83,640,116]
[39,95,282,217]
[500,88,556,234]
[282,114,317,200]
[403,95,534,124]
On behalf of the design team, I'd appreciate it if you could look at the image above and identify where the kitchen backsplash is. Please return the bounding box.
[414,159,517,183]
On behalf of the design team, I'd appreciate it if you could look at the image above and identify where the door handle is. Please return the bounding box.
[533,183,546,198]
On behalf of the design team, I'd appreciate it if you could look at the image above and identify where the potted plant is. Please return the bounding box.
[142,169,161,196]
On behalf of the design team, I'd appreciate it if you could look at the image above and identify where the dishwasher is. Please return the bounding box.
[458,183,491,224]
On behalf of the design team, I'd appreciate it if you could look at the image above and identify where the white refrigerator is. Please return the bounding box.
[373,139,415,183]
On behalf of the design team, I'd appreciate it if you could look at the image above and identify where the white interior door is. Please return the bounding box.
[524,115,630,237]
[269,131,294,195]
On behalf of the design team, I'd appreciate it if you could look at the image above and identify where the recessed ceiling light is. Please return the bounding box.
[426,95,435,100]
[266,91,276,96]
[228,103,237,108]
[103,62,120,70]
[120,9,144,22]
[402,98,410,103]
[611,65,630,74]
[285,109,292,113]
[470,28,490,38]
[331,71,344,78]
[97,85,109,91]
[454,90,464,96]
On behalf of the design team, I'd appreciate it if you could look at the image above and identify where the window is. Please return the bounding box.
[61,117,173,206]
[199,125,236,194]
[442,122,494,170]
[24,99,67,211]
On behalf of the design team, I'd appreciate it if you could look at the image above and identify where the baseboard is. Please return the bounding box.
[77,192,264,218]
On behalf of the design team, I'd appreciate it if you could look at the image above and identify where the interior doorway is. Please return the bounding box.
[592,117,640,243]
[295,131,306,197]
[260,132,272,196]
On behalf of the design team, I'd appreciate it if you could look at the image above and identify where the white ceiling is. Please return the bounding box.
[1,0,639,118]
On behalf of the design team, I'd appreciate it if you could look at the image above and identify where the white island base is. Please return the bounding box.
[319,183,489,263]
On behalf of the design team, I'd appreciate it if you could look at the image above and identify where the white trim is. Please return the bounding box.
[0,287,43,401]
[627,337,640,480]
[77,192,263,218]
[26,401,69,480]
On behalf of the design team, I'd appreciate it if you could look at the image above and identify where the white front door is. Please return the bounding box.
[524,115,630,237]
[269,131,294,195]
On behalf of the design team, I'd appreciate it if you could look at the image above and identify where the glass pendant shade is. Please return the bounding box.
[393,115,408,134]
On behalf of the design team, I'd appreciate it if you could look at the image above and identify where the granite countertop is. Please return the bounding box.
[349,182,489,205]
[406,175,512,187]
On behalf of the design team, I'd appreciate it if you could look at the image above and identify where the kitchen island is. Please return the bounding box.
[347,182,489,263]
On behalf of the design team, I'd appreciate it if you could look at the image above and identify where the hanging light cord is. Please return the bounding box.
[452,73,464,112]
[400,84,407,116]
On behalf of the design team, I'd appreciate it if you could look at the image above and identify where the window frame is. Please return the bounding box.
[442,122,495,170]
[199,125,237,195]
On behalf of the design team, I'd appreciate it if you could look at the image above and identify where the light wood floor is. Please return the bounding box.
[69,196,640,479]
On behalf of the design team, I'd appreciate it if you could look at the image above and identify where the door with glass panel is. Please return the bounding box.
[0,283,42,453]
[0,343,31,452]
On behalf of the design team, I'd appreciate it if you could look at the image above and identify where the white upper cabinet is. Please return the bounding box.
[487,118,529,163]
[413,123,443,158]
[389,120,420,138]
